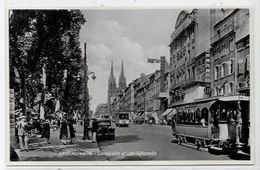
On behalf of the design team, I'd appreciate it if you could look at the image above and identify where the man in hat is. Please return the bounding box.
[17,116,29,151]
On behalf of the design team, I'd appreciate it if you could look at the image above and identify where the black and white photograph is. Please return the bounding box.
[8,7,252,164]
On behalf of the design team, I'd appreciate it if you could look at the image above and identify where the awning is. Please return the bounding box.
[218,95,249,102]
[167,109,177,120]
[161,109,173,117]
[175,100,216,113]
[138,112,144,117]
[144,112,152,120]
[151,111,159,124]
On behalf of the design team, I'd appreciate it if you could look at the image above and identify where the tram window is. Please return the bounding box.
[186,112,190,123]
[201,108,209,126]
[220,109,228,122]
[191,112,195,123]
[195,109,201,124]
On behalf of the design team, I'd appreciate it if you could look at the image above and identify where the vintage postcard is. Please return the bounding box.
[6,3,256,167]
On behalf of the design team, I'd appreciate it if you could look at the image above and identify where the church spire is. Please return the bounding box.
[120,60,124,77]
[108,60,116,91]
[110,60,114,77]
[118,60,126,90]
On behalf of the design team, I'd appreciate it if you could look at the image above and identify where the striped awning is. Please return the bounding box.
[161,109,173,117]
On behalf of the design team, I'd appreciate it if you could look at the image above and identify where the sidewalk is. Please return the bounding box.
[14,124,101,161]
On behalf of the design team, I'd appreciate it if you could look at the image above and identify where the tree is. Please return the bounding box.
[9,10,86,117]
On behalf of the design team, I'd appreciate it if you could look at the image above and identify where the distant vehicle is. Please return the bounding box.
[99,114,111,119]
[115,112,130,127]
[134,117,144,124]
[96,118,115,141]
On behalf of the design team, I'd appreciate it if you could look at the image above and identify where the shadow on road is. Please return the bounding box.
[171,139,178,143]
[98,135,141,147]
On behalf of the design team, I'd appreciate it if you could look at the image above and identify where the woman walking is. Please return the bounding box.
[59,118,68,145]
[42,119,51,144]
[91,118,98,143]
[67,118,76,144]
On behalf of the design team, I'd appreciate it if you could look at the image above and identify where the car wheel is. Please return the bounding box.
[111,135,115,140]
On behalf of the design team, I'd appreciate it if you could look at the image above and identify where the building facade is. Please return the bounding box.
[169,9,212,107]
[133,73,149,114]
[94,103,108,117]
[210,9,250,97]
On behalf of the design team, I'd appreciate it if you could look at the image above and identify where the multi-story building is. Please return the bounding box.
[169,9,212,107]
[133,73,150,115]
[124,82,135,113]
[143,70,161,123]
[94,103,108,117]
[210,9,249,97]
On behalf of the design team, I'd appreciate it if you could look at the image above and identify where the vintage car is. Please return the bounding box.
[134,117,145,124]
[96,118,115,141]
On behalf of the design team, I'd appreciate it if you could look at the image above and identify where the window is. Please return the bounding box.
[221,64,225,77]
[215,87,218,96]
[230,38,234,51]
[219,65,223,78]
[221,44,225,56]
[225,83,230,94]
[214,66,218,80]
[224,62,228,76]
[229,82,234,92]
[230,59,234,73]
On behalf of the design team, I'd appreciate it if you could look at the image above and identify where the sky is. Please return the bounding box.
[79,9,183,111]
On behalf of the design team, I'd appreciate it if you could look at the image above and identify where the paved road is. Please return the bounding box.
[98,123,232,161]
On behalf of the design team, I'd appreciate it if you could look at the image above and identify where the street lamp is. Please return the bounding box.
[82,42,96,140]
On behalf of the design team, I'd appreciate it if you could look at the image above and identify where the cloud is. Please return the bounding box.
[86,20,123,45]
[81,19,168,111]
[146,44,169,59]
[87,43,112,68]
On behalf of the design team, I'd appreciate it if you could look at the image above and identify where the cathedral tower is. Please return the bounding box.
[107,61,117,105]
[118,60,127,90]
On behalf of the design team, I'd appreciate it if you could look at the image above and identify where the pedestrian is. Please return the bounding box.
[42,119,51,144]
[67,118,76,144]
[59,117,68,145]
[82,117,90,140]
[91,118,98,143]
[17,116,29,151]
[36,119,42,135]
[15,116,19,143]
[80,120,83,126]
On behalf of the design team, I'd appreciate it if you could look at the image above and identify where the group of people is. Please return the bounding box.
[82,117,99,143]
[15,115,54,151]
[15,113,100,151]
[58,117,76,145]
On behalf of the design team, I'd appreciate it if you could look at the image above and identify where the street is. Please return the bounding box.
[98,123,232,161]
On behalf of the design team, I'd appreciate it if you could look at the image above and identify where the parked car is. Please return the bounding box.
[134,117,144,124]
[96,118,115,141]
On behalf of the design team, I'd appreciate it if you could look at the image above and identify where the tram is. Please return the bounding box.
[171,95,250,156]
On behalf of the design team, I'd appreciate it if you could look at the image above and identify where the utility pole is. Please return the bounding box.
[83,42,90,140]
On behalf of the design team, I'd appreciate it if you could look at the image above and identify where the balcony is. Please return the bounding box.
[211,22,234,44]
[153,92,169,99]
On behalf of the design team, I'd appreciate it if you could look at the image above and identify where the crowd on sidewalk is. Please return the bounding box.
[14,112,99,152]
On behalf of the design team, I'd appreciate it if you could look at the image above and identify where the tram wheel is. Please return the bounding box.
[196,139,201,150]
